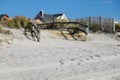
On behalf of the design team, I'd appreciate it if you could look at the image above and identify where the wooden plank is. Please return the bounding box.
[38,22,88,28]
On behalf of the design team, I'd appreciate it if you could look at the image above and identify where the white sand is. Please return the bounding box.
[0,29,120,80]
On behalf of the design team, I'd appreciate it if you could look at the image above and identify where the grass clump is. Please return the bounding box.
[0,16,29,29]
[115,23,120,32]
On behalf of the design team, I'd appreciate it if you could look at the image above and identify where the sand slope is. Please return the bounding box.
[0,29,120,80]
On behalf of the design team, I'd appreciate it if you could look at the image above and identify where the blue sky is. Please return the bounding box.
[0,0,120,21]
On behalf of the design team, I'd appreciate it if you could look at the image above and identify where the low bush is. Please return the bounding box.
[115,23,120,32]
[0,16,29,29]
[6,20,15,28]
[25,22,33,31]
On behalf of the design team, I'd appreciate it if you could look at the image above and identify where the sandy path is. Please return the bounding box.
[0,29,120,80]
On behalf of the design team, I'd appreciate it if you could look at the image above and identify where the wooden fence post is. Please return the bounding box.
[76,18,79,27]
[76,18,79,22]
[89,16,92,29]
[112,18,115,33]
[52,18,55,29]
[100,16,102,31]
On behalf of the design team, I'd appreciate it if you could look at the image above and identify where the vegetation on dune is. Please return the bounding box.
[0,16,29,29]
[0,17,24,34]
[115,23,120,32]
[25,22,33,32]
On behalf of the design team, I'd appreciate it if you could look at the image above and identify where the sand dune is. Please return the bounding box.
[0,29,120,80]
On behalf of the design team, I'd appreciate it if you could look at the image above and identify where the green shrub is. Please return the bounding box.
[115,23,120,32]
[14,16,29,28]
[6,20,15,28]
[21,18,29,28]
[0,16,29,29]
[25,22,33,31]
[14,18,21,28]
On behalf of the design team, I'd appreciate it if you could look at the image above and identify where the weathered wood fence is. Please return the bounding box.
[38,21,88,35]
[77,17,115,33]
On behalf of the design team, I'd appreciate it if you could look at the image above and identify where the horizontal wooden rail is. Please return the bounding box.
[38,21,88,35]
[38,22,88,28]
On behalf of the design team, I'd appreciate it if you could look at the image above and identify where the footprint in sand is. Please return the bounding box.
[70,58,75,61]
[89,56,95,60]
[94,55,101,58]
[59,59,64,65]
[113,53,117,56]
